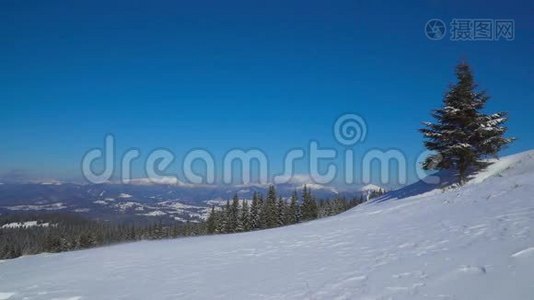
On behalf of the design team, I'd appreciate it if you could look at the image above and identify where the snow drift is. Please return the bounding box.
[1,151,534,299]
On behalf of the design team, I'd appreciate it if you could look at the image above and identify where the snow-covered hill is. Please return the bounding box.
[1,151,534,299]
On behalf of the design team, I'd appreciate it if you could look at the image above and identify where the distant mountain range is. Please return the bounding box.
[0,182,382,224]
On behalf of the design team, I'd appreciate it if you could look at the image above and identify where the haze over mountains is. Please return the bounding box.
[0,181,380,223]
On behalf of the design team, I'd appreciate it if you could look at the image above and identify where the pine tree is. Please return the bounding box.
[206,206,217,234]
[239,200,250,232]
[421,62,514,184]
[223,200,231,233]
[321,200,332,217]
[249,192,260,230]
[258,193,268,229]
[215,208,225,234]
[286,190,299,224]
[300,185,318,221]
[229,194,240,232]
[263,185,278,228]
[277,197,286,226]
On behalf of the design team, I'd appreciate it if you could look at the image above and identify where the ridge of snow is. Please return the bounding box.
[299,183,338,194]
[123,177,199,187]
[142,210,167,217]
[360,184,384,192]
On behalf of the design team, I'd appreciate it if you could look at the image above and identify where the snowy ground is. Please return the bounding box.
[1,151,534,299]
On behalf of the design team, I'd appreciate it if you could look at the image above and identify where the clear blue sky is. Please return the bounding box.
[1,0,533,185]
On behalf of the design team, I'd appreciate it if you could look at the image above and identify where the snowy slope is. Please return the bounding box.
[1,151,534,299]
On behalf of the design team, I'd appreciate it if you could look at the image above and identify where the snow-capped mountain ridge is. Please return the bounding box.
[1,150,533,299]
[0,180,367,223]
[360,183,385,192]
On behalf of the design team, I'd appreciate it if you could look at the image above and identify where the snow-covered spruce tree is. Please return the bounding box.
[257,193,268,229]
[277,196,286,226]
[420,62,514,184]
[264,185,278,228]
[215,208,225,234]
[286,190,299,224]
[230,194,240,232]
[240,199,250,232]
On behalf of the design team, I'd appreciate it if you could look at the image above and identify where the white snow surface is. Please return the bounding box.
[1,151,534,299]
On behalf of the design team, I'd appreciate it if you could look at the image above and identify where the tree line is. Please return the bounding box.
[0,213,205,259]
[206,185,366,234]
